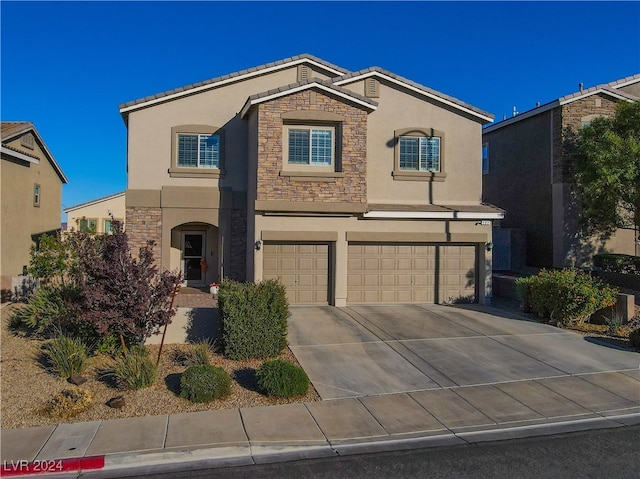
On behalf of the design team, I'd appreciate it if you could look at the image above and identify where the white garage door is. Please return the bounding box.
[262,243,329,304]
[347,243,476,304]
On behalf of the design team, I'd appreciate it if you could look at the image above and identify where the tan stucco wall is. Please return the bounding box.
[126,65,334,193]
[66,194,125,233]
[1,137,63,291]
[342,79,484,206]
[252,214,492,306]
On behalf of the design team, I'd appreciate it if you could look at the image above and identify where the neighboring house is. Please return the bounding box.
[64,191,126,234]
[1,122,68,300]
[119,54,502,306]
[483,75,640,269]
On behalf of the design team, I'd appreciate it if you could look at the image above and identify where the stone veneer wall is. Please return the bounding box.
[256,89,368,203]
[228,209,247,281]
[552,93,620,183]
[125,207,162,258]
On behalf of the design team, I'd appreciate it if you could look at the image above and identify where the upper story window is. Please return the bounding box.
[33,184,41,207]
[482,142,489,175]
[399,136,440,172]
[392,127,447,182]
[287,127,333,166]
[170,125,224,179]
[177,134,220,169]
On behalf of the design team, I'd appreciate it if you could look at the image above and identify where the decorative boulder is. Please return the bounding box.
[106,396,125,409]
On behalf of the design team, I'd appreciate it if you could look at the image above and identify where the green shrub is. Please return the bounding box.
[218,280,289,360]
[594,254,640,276]
[112,347,158,390]
[629,329,640,349]
[9,285,76,337]
[41,387,93,419]
[42,336,87,377]
[180,365,231,403]
[256,359,309,398]
[185,340,212,366]
[516,269,618,325]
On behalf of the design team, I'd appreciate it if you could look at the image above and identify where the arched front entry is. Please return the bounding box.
[170,222,219,288]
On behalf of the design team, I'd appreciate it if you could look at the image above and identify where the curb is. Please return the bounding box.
[7,412,639,479]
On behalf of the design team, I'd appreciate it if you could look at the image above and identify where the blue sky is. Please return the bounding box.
[2,1,639,220]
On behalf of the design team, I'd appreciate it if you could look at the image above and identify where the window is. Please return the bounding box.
[33,184,40,207]
[399,136,440,172]
[79,218,97,233]
[177,134,220,169]
[170,125,224,179]
[392,127,446,182]
[286,126,334,167]
[482,143,489,175]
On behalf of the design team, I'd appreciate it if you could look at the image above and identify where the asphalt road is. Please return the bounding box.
[128,425,640,479]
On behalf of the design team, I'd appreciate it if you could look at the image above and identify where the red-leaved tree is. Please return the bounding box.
[72,221,181,349]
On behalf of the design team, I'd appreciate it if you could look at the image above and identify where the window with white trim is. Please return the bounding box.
[482,142,489,175]
[177,134,220,169]
[399,136,440,172]
[285,126,334,167]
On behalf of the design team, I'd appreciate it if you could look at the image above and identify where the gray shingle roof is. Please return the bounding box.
[119,54,347,110]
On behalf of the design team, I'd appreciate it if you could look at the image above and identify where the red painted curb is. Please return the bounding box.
[1,456,105,476]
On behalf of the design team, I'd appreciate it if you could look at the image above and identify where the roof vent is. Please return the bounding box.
[297,64,310,82]
[21,132,35,150]
[512,106,518,117]
[536,102,540,107]
[365,77,380,98]
[579,82,584,93]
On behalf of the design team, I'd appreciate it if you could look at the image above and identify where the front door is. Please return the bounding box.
[182,231,206,287]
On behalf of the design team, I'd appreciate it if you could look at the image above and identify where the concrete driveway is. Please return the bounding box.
[288,304,640,399]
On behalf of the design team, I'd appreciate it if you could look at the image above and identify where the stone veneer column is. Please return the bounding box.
[125,206,162,259]
[229,209,247,281]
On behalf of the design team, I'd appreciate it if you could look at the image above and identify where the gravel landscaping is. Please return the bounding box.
[0,303,319,430]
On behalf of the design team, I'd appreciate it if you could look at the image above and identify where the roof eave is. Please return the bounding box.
[334,70,494,124]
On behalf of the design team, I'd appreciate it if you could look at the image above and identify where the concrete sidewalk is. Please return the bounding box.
[2,369,640,478]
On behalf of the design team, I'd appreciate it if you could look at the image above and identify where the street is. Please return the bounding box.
[128,425,640,479]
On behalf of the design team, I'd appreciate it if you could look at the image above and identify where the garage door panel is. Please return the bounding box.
[347,242,477,304]
[263,243,329,305]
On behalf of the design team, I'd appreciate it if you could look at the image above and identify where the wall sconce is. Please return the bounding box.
[254,240,262,251]
[485,242,493,252]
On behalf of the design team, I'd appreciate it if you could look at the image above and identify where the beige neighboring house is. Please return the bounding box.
[483,75,640,269]
[1,122,68,300]
[119,54,502,306]
[64,191,126,234]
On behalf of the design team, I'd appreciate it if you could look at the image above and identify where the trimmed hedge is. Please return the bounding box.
[180,365,231,403]
[218,280,289,360]
[256,359,309,398]
[516,269,618,325]
[593,253,640,276]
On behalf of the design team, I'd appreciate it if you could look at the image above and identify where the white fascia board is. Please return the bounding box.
[1,146,40,164]
[558,89,633,105]
[64,192,125,213]
[120,59,346,114]
[335,72,494,123]
[240,83,377,118]
[610,77,640,89]
[363,211,504,220]
[484,88,636,134]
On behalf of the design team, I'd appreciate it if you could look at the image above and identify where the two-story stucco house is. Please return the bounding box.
[119,54,502,306]
[1,122,68,300]
[483,75,639,269]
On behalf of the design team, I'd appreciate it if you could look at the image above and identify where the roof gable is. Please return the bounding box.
[64,191,125,213]
[333,67,494,123]
[240,78,378,118]
[119,54,347,115]
[483,73,640,134]
[1,121,68,183]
